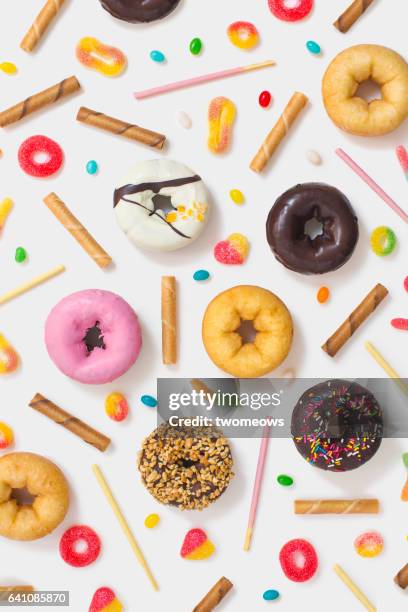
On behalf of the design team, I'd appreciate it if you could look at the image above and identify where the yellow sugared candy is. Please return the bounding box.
[0,62,17,75]
[230,189,245,205]
[105,392,129,422]
[76,37,127,77]
[0,198,13,231]
[144,513,160,529]
[0,422,14,449]
[208,97,236,154]
[0,334,19,374]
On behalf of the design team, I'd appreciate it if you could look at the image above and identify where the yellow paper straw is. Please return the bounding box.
[92,464,158,591]
[365,341,408,397]
[0,265,65,306]
[333,564,376,612]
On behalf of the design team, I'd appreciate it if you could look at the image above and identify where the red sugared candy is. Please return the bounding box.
[60,525,101,567]
[89,587,122,611]
[259,90,272,108]
[18,135,63,178]
[404,276,408,293]
[391,318,408,331]
[268,0,313,22]
[279,538,318,582]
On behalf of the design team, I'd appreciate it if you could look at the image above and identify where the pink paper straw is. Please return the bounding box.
[243,423,271,551]
[134,60,275,100]
[336,148,408,224]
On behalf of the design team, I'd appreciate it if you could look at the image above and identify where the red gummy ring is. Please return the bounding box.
[279,538,318,582]
[59,525,101,567]
[18,135,63,178]
[268,0,313,21]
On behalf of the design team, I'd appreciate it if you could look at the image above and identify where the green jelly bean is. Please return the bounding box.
[189,38,203,55]
[403,453,408,469]
[306,40,321,54]
[263,590,280,601]
[193,269,210,281]
[277,474,294,487]
[15,247,27,263]
[141,395,158,408]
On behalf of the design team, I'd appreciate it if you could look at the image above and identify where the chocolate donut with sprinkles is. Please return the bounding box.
[291,380,383,472]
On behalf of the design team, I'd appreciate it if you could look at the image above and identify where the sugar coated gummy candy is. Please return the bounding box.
[0,423,14,450]
[144,513,160,529]
[76,37,127,77]
[89,587,123,612]
[354,531,384,558]
[59,525,101,567]
[214,233,249,265]
[279,538,318,582]
[208,97,236,154]
[0,334,19,374]
[370,226,397,256]
[227,22,259,50]
[105,392,129,422]
[18,135,63,178]
[181,528,215,560]
[268,0,313,21]
[391,318,408,331]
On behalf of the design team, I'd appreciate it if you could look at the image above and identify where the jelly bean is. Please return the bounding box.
[317,286,330,304]
[259,90,272,108]
[0,422,14,450]
[189,38,203,55]
[306,40,321,54]
[176,111,192,129]
[86,160,98,175]
[0,62,17,75]
[105,392,129,422]
[214,233,249,265]
[354,531,383,558]
[89,587,123,612]
[230,189,245,205]
[193,269,210,281]
[76,37,127,77]
[306,149,322,165]
[181,528,215,560]
[370,226,397,256]
[14,247,27,263]
[0,198,13,231]
[60,525,101,567]
[403,453,408,469]
[150,50,166,63]
[391,318,408,331]
[263,590,280,601]
[268,0,313,22]
[144,513,160,529]
[277,474,294,487]
[208,97,236,154]
[141,395,158,408]
[0,334,19,374]
[227,22,259,50]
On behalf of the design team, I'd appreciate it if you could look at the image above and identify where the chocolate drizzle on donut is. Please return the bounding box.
[83,321,106,355]
[99,0,181,23]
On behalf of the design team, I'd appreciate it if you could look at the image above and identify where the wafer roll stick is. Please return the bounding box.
[193,577,233,612]
[295,499,380,514]
[43,192,112,268]
[76,107,166,150]
[29,393,111,452]
[395,563,408,589]
[322,283,388,357]
[20,0,67,52]
[333,0,376,33]
[250,92,308,173]
[161,276,177,364]
[0,76,80,128]
[0,587,34,593]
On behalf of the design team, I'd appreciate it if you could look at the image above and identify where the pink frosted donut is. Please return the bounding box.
[45,290,142,384]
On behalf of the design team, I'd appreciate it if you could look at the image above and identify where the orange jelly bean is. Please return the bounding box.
[317,286,330,304]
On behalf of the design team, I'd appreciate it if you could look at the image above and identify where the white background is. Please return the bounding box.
[1,0,408,610]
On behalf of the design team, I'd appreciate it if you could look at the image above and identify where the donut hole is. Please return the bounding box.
[33,151,50,165]
[151,193,175,217]
[236,319,257,344]
[73,538,89,554]
[11,487,36,506]
[82,321,106,355]
[355,79,382,103]
[304,216,324,240]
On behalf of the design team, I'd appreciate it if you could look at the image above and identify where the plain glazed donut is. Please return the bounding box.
[45,289,142,384]
[0,453,69,541]
[322,44,408,136]
[202,285,293,378]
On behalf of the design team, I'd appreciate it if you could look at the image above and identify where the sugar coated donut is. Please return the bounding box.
[202,285,293,378]
[45,289,142,385]
[99,0,181,23]
[0,452,69,541]
[114,160,210,251]
[323,45,408,136]
[266,183,358,275]
[291,380,383,472]
[138,422,234,510]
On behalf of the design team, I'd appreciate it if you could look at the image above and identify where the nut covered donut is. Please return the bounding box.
[99,0,181,23]
[0,453,69,541]
[138,422,234,510]
[266,183,358,275]
[323,45,408,136]
[202,285,293,378]
[114,160,210,251]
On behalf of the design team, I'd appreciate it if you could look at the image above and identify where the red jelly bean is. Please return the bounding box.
[391,318,408,331]
[18,135,63,178]
[59,525,101,567]
[268,0,313,22]
[279,538,318,582]
[259,90,272,108]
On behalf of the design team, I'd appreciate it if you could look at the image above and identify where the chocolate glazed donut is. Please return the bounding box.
[99,0,181,22]
[266,183,358,274]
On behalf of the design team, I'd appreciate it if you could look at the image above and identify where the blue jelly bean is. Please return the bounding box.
[263,590,280,601]
[86,160,98,175]
[306,40,321,55]
[141,395,158,408]
[150,50,166,63]
[193,269,210,281]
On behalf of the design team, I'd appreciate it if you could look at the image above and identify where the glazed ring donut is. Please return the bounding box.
[322,44,408,136]
[202,285,293,378]
[138,422,234,510]
[0,452,69,541]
